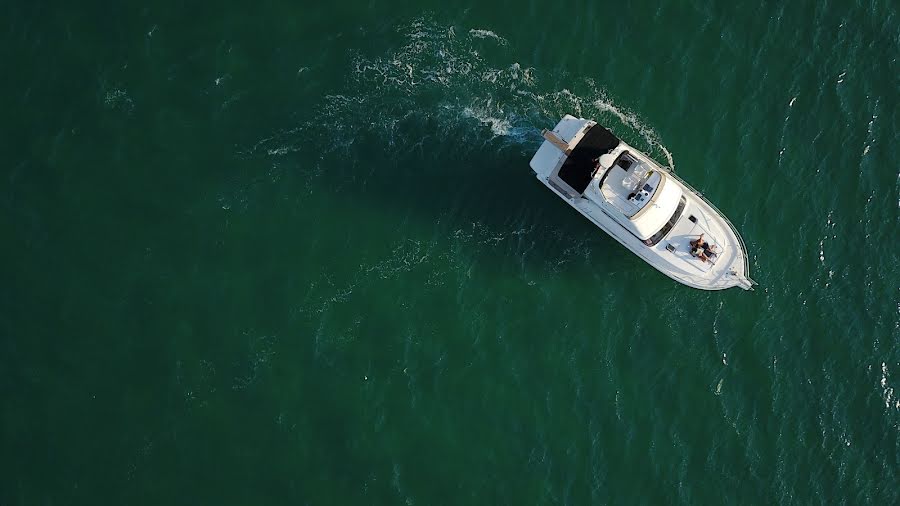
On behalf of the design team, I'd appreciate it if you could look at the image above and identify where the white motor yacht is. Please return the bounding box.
[530,115,756,290]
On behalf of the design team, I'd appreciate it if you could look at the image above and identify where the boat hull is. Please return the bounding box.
[531,116,756,291]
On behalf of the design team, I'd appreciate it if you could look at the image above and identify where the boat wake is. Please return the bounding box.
[246,17,675,170]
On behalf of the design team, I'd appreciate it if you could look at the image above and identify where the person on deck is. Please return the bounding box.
[690,234,709,262]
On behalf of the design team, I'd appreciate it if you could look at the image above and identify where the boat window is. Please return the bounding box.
[643,196,687,246]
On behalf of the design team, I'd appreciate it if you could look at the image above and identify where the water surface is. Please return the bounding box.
[2,1,898,504]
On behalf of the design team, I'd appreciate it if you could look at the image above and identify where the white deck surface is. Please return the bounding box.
[655,203,725,273]
[600,163,647,216]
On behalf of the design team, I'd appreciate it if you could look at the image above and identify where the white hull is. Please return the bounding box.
[530,116,756,291]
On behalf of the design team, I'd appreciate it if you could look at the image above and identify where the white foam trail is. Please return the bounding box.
[593,98,675,169]
[103,88,134,112]
[462,106,511,136]
[881,362,900,410]
[248,17,677,171]
[468,29,508,45]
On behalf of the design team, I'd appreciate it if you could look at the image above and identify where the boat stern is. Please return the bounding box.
[529,115,590,178]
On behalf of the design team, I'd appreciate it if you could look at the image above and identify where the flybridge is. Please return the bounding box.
[540,123,619,196]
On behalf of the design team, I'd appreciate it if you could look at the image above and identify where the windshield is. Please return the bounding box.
[643,196,686,246]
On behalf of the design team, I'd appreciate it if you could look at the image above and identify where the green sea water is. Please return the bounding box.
[2,0,898,504]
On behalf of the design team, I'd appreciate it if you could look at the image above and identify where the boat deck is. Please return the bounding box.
[662,210,725,272]
[600,159,655,217]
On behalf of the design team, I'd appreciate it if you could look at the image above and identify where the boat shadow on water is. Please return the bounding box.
[255,112,682,290]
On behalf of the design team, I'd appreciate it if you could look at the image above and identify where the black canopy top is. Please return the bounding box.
[574,123,620,158]
[555,124,621,194]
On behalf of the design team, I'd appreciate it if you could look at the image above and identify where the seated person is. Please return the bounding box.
[691,245,708,262]
[690,234,707,249]
[690,234,709,262]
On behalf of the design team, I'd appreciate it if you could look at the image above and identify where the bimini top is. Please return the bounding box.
[551,123,620,195]
[574,123,620,157]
